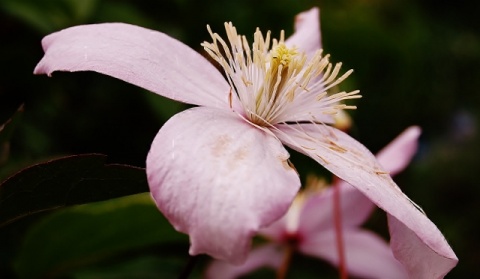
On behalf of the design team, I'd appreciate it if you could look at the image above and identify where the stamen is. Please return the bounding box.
[202,23,360,127]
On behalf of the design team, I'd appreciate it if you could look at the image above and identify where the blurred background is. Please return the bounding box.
[0,0,478,278]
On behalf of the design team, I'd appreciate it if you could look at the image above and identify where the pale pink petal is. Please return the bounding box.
[388,215,458,279]
[147,107,300,264]
[285,7,322,58]
[300,229,408,279]
[376,126,421,176]
[298,183,375,236]
[296,188,334,234]
[259,179,373,242]
[205,244,283,279]
[258,214,289,241]
[34,23,233,109]
[283,8,340,124]
[265,127,421,238]
[274,123,457,269]
[327,125,422,227]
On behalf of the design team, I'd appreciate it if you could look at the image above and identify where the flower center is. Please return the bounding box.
[281,231,304,248]
[202,23,361,127]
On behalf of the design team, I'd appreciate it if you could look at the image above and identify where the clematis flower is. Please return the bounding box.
[206,126,421,279]
[34,6,457,274]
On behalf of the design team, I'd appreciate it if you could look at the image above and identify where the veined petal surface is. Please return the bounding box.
[34,23,231,109]
[327,125,422,228]
[274,123,456,269]
[147,107,300,263]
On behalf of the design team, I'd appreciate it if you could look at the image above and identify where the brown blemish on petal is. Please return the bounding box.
[211,135,249,168]
[233,146,248,161]
[327,139,347,153]
[316,154,329,165]
[282,158,298,175]
[211,134,232,157]
[228,88,233,109]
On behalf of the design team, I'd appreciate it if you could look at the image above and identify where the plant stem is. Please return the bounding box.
[277,246,293,279]
[333,179,348,279]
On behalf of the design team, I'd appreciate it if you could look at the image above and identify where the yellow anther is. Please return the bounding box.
[202,23,359,127]
[271,44,298,66]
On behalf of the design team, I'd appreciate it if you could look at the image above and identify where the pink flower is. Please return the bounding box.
[206,126,421,279]
[34,6,457,275]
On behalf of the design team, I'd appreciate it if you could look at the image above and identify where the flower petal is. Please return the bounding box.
[257,214,289,241]
[388,215,458,279]
[147,107,300,264]
[300,229,408,279]
[376,126,421,176]
[327,125,422,228]
[205,244,283,279]
[297,183,375,236]
[34,23,231,109]
[274,123,457,270]
[285,7,322,58]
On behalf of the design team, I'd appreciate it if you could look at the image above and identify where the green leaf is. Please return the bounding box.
[14,194,188,279]
[70,255,203,279]
[0,154,149,227]
[0,0,98,33]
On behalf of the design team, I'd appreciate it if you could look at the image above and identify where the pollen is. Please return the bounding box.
[271,44,298,66]
[202,22,361,127]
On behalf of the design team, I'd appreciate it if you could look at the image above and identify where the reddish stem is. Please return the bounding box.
[277,246,293,279]
[333,178,348,279]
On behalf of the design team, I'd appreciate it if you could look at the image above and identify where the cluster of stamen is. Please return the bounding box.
[202,22,361,127]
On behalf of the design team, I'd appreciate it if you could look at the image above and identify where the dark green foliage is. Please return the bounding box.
[14,194,188,279]
[0,154,149,227]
